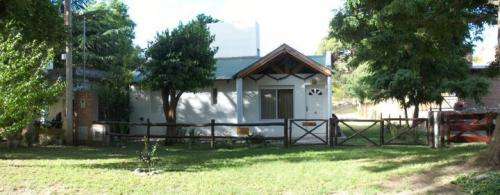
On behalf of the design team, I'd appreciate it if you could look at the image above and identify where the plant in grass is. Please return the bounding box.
[137,138,160,173]
[452,171,500,195]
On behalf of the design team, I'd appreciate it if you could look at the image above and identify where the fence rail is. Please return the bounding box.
[93,119,288,149]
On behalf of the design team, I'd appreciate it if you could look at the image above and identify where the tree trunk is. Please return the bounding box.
[161,88,182,144]
[412,104,419,127]
[487,116,500,166]
[404,106,410,127]
[485,3,500,167]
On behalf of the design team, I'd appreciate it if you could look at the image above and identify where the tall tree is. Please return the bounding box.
[0,33,64,138]
[486,0,500,167]
[329,0,497,118]
[144,14,218,139]
[0,0,65,48]
[72,0,138,122]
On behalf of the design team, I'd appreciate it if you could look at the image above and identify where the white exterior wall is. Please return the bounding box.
[129,74,330,137]
[129,80,237,135]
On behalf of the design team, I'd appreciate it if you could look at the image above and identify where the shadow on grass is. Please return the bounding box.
[0,143,487,173]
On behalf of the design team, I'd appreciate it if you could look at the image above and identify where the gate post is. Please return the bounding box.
[332,114,339,146]
[146,118,151,149]
[329,117,334,147]
[210,119,215,149]
[283,118,288,148]
[380,118,385,146]
[432,111,441,148]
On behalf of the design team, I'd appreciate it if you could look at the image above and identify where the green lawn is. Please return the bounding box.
[0,143,486,194]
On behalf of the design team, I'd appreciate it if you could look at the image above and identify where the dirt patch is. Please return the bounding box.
[380,163,484,194]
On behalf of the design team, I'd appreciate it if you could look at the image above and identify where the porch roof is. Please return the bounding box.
[215,44,330,80]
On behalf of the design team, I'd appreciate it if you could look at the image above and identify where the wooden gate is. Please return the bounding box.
[381,118,430,145]
[332,119,382,146]
[289,119,329,145]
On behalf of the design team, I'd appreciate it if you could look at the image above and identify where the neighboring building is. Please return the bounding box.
[130,44,333,137]
[470,66,500,109]
[209,22,260,58]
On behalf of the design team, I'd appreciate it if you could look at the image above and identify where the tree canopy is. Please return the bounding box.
[0,0,65,48]
[329,0,497,117]
[72,0,136,70]
[144,14,218,138]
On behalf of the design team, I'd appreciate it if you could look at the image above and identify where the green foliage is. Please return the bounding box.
[144,14,218,92]
[144,14,218,128]
[329,0,497,113]
[0,33,64,137]
[72,0,137,71]
[72,0,138,122]
[453,171,500,195]
[137,139,160,172]
[0,0,65,48]
[345,64,371,103]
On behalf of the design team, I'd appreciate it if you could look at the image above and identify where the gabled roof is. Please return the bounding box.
[133,44,330,81]
[235,44,332,78]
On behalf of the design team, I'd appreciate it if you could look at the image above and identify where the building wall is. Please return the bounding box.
[74,91,99,141]
[209,22,259,58]
[129,80,237,135]
[129,74,330,137]
[482,77,500,109]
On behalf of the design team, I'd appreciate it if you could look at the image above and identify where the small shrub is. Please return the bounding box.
[452,171,500,195]
[137,138,160,172]
[248,132,266,145]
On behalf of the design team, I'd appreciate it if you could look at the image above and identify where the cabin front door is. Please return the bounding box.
[305,85,325,119]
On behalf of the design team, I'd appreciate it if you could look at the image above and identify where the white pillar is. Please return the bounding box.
[327,76,333,118]
[236,78,244,123]
[433,111,441,148]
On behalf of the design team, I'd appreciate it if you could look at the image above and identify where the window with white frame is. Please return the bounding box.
[260,88,293,119]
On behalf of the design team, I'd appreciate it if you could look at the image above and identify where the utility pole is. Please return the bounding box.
[64,0,74,145]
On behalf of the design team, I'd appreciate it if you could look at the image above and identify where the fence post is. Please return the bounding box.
[332,114,338,146]
[146,118,151,149]
[329,117,334,148]
[283,118,288,148]
[432,111,441,148]
[210,119,215,149]
[426,111,431,147]
[380,117,385,146]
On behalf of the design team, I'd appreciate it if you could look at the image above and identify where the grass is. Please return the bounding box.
[452,171,500,195]
[0,143,488,194]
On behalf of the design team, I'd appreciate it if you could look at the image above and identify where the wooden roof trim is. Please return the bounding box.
[236,44,332,78]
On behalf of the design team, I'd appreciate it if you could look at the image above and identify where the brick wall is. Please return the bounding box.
[74,91,98,141]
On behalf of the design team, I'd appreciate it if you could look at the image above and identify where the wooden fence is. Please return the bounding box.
[93,111,497,149]
[93,119,288,149]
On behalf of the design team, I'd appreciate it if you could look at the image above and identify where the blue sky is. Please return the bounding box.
[124,0,497,64]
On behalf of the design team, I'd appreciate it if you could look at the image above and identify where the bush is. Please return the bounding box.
[452,171,500,195]
[248,132,266,145]
[38,127,64,146]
